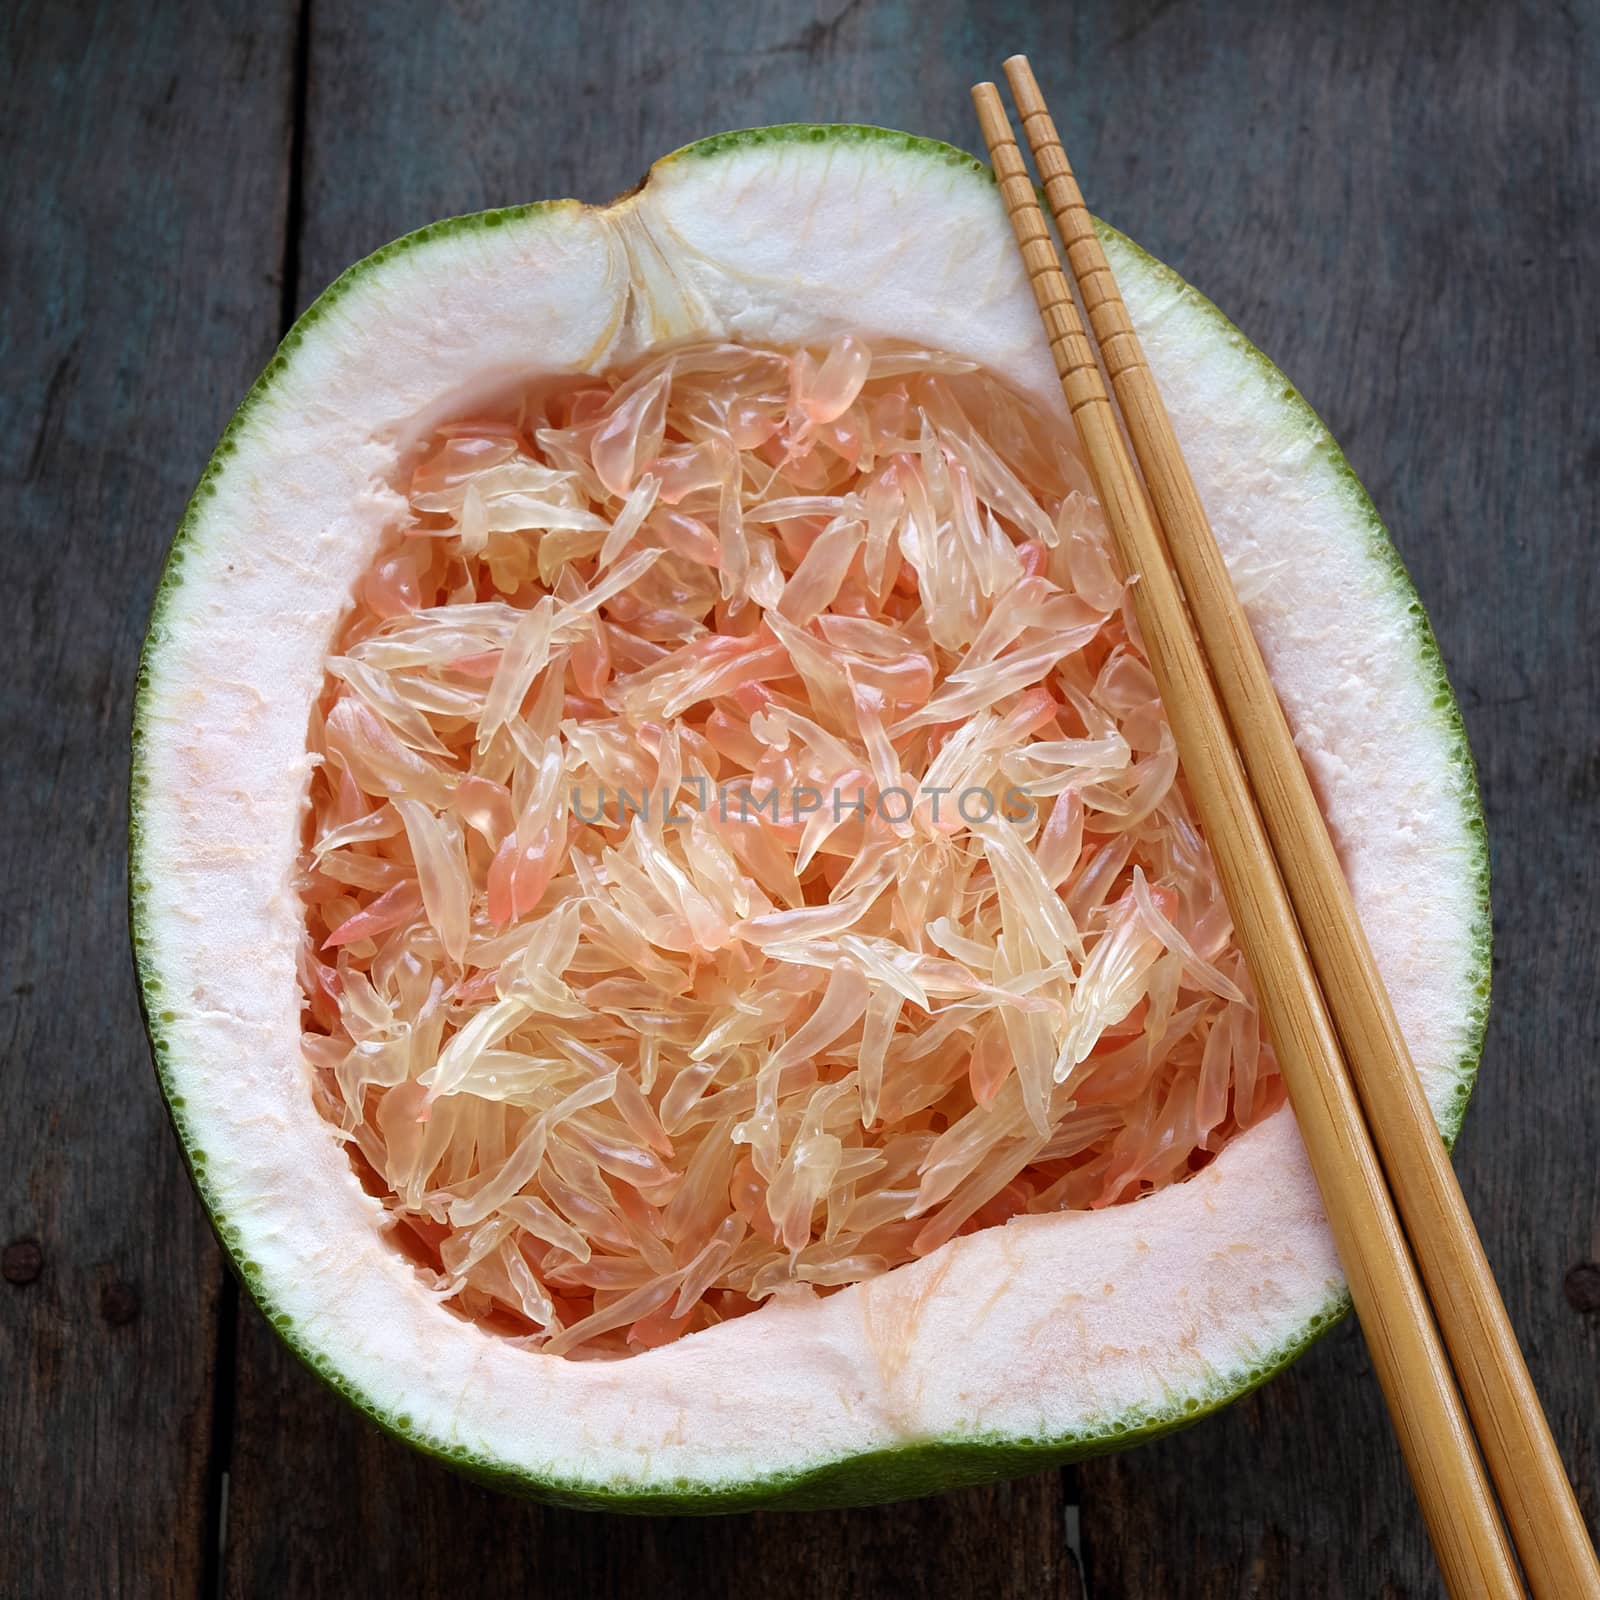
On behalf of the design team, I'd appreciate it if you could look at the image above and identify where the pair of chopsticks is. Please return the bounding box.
[973,58,1599,1600]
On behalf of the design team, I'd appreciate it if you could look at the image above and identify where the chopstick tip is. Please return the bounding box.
[1002,54,1045,112]
[970,81,1006,125]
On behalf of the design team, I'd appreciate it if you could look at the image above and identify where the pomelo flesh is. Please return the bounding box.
[131,125,1489,1509]
[303,337,1291,1360]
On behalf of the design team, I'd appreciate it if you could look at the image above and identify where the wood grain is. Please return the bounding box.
[1001,48,1598,1595]
[1046,3,1600,1596]
[227,1302,1081,1598]
[231,7,1093,1595]
[3,1,1595,1596]
[0,1,298,1596]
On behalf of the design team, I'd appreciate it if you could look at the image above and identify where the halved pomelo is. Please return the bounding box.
[131,125,1488,1510]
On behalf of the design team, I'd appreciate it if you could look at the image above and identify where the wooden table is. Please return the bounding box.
[3,2,1596,1594]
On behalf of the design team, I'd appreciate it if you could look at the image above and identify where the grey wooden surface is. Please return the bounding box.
[2,1,1595,1595]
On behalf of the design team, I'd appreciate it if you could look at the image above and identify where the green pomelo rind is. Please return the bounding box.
[129,123,1489,1512]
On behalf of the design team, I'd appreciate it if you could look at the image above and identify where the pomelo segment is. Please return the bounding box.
[131,125,1488,1508]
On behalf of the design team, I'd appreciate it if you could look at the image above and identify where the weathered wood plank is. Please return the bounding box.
[228,3,1085,1594]
[0,2,297,1595]
[228,1302,1079,1598]
[209,0,1597,1595]
[1055,2,1600,1595]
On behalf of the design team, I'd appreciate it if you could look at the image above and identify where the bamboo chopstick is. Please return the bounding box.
[971,80,1522,1600]
[998,54,1600,1600]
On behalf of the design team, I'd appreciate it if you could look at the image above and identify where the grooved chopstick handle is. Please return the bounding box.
[1008,103,1145,386]
[972,79,1523,1600]
[977,111,1105,417]
[1001,52,1600,1600]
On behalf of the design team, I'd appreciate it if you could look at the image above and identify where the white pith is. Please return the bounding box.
[133,133,1484,1493]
